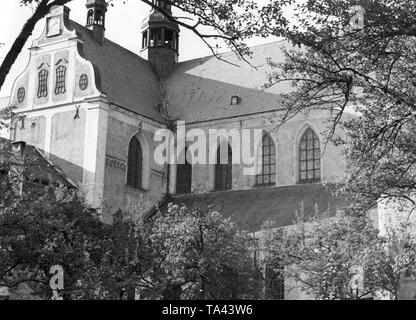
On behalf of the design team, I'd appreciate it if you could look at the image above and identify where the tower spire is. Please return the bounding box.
[141,0,179,79]
[85,0,108,45]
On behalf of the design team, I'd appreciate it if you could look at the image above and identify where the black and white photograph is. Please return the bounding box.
[0,0,415,311]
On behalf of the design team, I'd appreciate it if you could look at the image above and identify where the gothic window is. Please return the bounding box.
[79,74,88,91]
[17,87,25,103]
[215,144,232,191]
[299,128,321,182]
[176,147,192,194]
[37,69,49,98]
[265,263,285,300]
[127,136,143,188]
[54,65,66,95]
[256,133,276,186]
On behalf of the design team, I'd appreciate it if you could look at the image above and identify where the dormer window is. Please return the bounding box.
[231,96,240,106]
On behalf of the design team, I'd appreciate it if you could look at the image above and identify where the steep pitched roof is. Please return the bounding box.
[169,183,349,232]
[0,138,76,188]
[165,40,295,123]
[69,21,166,123]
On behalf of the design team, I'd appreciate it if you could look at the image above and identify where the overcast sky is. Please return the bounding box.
[0,0,278,98]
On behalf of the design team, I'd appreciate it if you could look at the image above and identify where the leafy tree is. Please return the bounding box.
[261,210,416,300]
[137,202,260,300]
[263,0,416,214]
[0,137,151,299]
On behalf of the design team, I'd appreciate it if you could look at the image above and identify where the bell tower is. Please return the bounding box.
[141,0,179,79]
[85,0,108,44]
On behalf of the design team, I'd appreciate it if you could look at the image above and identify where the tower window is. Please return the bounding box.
[142,31,148,49]
[17,87,25,103]
[299,128,321,182]
[231,96,240,105]
[55,65,66,95]
[79,74,88,91]
[265,263,285,300]
[256,133,276,186]
[164,29,176,49]
[127,136,143,189]
[87,9,94,25]
[95,10,104,26]
[215,144,232,191]
[149,28,162,47]
[37,69,49,98]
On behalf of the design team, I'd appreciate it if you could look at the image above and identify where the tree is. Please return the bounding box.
[136,202,260,300]
[0,138,152,299]
[262,0,416,214]
[0,0,275,93]
[261,210,416,300]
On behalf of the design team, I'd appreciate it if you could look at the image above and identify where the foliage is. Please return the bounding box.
[137,202,260,300]
[262,0,416,213]
[262,208,416,300]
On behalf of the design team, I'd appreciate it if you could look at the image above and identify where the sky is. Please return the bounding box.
[0,0,279,98]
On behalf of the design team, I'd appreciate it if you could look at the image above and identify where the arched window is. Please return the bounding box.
[87,9,94,25]
[37,69,49,98]
[256,133,276,186]
[95,10,104,25]
[299,128,321,182]
[176,147,192,194]
[265,263,285,300]
[215,144,232,191]
[127,136,143,188]
[54,65,66,95]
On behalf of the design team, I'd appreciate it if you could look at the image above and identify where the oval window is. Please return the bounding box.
[17,87,25,103]
[79,74,88,91]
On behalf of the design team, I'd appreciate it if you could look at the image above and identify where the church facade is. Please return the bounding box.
[1,0,366,299]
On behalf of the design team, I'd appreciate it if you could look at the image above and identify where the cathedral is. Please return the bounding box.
[1,0,362,299]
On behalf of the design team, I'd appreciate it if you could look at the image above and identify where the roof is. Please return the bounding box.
[169,183,349,232]
[69,21,166,123]
[0,137,77,188]
[165,40,296,123]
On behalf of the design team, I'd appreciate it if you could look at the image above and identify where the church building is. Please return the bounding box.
[1,0,362,299]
